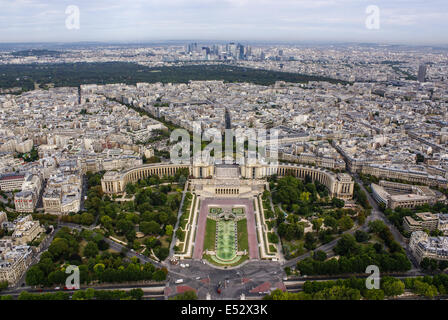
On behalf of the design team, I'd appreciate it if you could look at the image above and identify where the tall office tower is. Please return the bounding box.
[187,42,198,54]
[246,46,252,57]
[202,47,211,55]
[237,43,245,60]
[227,42,237,58]
[418,64,427,82]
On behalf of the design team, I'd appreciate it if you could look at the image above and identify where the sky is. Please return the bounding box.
[0,0,447,45]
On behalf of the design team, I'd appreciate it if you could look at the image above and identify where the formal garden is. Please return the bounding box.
[74,170,189,262]
[202,206,249,267]
[266,175,369,260]
[25,227,168,288]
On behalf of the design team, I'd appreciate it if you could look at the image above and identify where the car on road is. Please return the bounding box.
[175,279,184,284]
[216,281,223,294]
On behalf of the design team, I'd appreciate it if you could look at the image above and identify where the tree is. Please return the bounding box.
[152,269,167,281]
[117,219,134,235]
[48,270,67,285]
[165,225,174,237]
[368,220,387,234]
[332,198,345,208]
[338,216,354,231]
[333,234,359,257]
[313,286,361,300]
[421,258,439,272]
[263,289,311,300]
[354,230,370,243]
[49,238,70,259]
[382,278,404,297]
[0,281,8,291]
[312,219,323,233]
[125,183,137,195]
[129,288,144,300]
[438,260,448,271]
[93,263,105,275]
[178,175,187,187]
[262,190,271,200]
[300,192,311,203]
[324,216,337,229]
[171,290,198,300]
[97,239,109,251]
[155,247,169,261]
[80,212,94,226]
[140,221,161,235]
[414,280,438,298]
[304,232,317,250]
[364,289,385,300]
[313,250,327,262]
[26,266,45,286]
[83,241,99,258]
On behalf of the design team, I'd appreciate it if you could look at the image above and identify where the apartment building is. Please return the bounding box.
[371,180,446,209]
[0,173,25,192]
[409,231,448,263]
[403,212,439,233]
[14,174,42,213]
[11,215,44,245]
[0,240,33,285]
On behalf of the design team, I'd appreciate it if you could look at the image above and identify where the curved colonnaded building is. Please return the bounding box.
[101,162,354,200]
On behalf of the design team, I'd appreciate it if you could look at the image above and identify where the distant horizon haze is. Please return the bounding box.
[0,0,447,45]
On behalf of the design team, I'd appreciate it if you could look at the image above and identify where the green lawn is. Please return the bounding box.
[237,219,249,252]
[203,219,217,251]
[204,254,249,267]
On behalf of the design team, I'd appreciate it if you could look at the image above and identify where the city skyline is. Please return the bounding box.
[1,0,447,45]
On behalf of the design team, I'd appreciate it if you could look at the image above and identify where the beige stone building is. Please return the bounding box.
[362,164,448,188]
[403,212,439,233]
[371,180,446,209]
[0,240,33,285]
[409,231,448,263]
[0,211,7,225]
[11,215,44,245]
[101,161,354,200]
[0,173,25,192]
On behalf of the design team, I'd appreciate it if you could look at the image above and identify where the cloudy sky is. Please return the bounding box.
[0,0,447,45]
